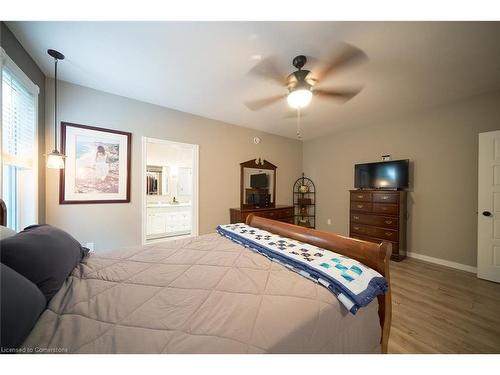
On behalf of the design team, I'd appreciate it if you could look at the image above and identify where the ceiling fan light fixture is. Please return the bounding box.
[287,88,312,109]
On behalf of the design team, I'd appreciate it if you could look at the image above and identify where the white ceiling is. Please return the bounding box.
[147,140,193,167]
[7,21,500,140]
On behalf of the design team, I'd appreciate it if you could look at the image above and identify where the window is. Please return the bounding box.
[1,49,39,231]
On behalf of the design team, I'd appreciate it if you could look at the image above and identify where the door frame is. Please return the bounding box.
[141,136,199,245]
[477,130,500,282]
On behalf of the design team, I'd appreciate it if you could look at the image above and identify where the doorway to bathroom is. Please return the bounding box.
[142,137,199,244]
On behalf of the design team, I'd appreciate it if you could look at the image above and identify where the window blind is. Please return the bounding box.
[2,67,36,169]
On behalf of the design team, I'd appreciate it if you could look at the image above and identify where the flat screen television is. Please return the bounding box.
[250,173,268,188]
[354,159,409,189]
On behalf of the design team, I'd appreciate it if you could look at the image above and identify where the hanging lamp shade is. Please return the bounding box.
[47,150,65,169]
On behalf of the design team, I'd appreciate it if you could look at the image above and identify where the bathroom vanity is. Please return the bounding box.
[146,202,192,240]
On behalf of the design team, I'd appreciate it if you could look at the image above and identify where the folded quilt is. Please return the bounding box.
[216,223,388,314]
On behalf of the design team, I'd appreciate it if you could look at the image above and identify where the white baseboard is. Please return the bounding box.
[405,251,477,274]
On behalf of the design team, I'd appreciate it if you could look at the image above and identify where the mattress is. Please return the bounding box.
[22,232,381,353]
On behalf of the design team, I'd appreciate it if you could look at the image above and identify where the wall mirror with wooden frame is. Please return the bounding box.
[240,159,277,209]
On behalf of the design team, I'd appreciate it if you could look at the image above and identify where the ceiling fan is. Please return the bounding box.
[245,43,367,112]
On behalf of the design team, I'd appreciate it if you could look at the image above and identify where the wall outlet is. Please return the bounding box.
[84,242,95,253]
[327,219,332,225]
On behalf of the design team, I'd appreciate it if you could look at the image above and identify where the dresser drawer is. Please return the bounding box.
[279,217,295,224]
[279,207,295,218]
[368,226,399,241]
[373,203,398,215]
[231,207,295,224]
[254,208,294,220]
[266,208,294,219]
[256,210,277,219]
[350,223,371,236]
[351,222,398,241]
[350,191,372,202]
[373,192,399,204]
[350,202,373,212]
[350,213,399,229]
[351,234,399,255]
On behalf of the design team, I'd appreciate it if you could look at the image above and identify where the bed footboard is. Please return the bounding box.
[245,214,392,353]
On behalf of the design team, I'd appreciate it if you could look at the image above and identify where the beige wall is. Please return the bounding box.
[45,80,302,251]
[44,76,500,266]
[303,91,500,267]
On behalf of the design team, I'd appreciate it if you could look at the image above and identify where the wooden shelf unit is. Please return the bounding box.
[293,175,316,229]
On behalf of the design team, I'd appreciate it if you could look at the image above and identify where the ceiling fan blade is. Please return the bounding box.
[245,94,287,111]
[248,55,287,86]
[314,88,362,101]
[314,43,367,82]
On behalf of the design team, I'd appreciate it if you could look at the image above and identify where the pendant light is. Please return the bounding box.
[46,49,66,169]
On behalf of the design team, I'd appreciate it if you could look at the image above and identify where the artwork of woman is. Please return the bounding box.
[74,138,119,194]
[95,145,110,181]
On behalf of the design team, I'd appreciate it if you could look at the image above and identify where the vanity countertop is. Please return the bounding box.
[147,202,191,208]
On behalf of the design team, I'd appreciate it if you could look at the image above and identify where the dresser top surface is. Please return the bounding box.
[230,205,293,212]
[349,189,405,193]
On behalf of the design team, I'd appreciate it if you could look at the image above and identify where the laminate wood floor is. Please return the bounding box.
[388,257,500,353]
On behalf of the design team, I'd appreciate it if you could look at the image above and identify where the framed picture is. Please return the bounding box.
[60,122,132,204]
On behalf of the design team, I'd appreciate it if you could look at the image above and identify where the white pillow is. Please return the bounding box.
[0,225,16,240]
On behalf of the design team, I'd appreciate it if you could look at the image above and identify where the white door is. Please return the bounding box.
[478,130,500,283]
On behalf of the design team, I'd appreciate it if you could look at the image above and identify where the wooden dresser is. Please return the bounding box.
[349,190,407,261]
[230,205,294,224]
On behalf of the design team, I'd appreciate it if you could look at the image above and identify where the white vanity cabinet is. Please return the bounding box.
[146,203,192,239]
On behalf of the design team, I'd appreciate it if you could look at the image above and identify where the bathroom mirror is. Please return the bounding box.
[240,159,277,209]
[177,167,193,196]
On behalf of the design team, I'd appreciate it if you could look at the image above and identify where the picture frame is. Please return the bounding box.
[59,122,132,204]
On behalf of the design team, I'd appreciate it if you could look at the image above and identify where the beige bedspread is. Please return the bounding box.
[22,233,381,353]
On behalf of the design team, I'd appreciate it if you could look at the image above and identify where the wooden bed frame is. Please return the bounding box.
[0,199,391,353]
[0,198,6,226]
[246,214,392,353]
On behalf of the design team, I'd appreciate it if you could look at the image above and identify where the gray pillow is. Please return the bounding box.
[0,225,16,240]
[0,263,46,350]
[0,224,89,302]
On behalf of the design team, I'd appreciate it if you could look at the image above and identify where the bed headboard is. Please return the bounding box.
[246,214,392,353]
[0,198,6,226]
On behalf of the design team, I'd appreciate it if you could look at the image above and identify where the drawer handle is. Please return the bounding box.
[357,204,364,208]
[385,232,393,237]
[381,207,388,210]
[354,226,360,230]
[357,195,364,199]
[353,216,360,220]
[382,196,389,200]
[269,212,275,216]
[385,220,393,224]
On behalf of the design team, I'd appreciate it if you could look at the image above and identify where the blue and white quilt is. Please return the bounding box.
[216,223,388,314]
